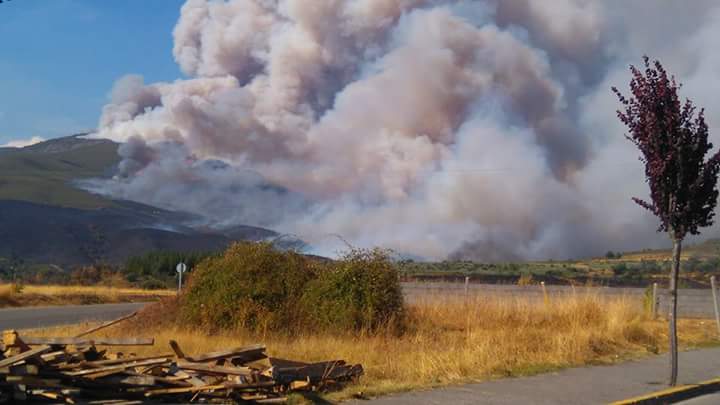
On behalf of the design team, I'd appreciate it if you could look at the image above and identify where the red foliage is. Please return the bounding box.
[612,56,720,239]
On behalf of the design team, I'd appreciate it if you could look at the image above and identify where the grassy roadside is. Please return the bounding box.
[0,284,173,308]
[22,293,720,402]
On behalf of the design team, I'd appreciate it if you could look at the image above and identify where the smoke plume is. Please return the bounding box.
[88,0,720,260]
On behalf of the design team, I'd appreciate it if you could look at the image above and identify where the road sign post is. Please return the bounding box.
[176,262,187,295]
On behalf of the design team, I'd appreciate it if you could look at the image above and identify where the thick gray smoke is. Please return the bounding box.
[87,0,720,260]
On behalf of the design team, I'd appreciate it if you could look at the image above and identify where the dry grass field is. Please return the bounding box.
[0,283,173,307]
[24,292,719,402]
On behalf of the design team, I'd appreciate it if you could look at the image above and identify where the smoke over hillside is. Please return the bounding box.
[87,0,720,260]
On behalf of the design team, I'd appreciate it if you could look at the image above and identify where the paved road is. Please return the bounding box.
[348,348,720,405]
[0,302,147,330]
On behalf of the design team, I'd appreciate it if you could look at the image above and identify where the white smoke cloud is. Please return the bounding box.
[88,0,720,260]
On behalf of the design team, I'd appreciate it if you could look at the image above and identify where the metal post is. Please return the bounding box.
[652,282,658,319]
[711,276,720,335]
[178,270,183,295]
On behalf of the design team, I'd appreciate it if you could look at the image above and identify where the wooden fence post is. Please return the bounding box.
[711,276,720,336]
[464,276,469,296]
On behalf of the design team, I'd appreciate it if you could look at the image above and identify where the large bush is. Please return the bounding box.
[177,242,405,334]
[301,249,405,332]
[179,242,316,333]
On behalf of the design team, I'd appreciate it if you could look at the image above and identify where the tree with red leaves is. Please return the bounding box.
[613,57,720,386]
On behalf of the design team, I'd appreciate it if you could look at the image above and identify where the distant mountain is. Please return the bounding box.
[0,135,295,268]
[0,133,119,208]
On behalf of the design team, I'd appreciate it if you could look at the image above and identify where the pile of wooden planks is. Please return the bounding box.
[0,330,363,404]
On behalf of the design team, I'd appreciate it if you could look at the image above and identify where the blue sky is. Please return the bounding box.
[0,0,185,145]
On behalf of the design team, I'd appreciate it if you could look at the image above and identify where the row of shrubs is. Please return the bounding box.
[174,242,405,335]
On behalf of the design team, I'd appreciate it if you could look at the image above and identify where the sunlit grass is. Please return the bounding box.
[0,283,173,307]
[23,292,719,401]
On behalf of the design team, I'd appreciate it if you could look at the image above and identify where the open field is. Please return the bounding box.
[399,238,720,288]
[0,284,173,308]
[24,293,719,402]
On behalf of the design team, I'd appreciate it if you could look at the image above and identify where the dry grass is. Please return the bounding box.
[24,293,719,401]
[0,283,173,308]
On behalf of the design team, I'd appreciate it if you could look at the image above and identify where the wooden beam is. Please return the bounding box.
[0,345,52,368]
[144,381,275,397]
[63,358,171,377]
[23,337,154,346]
[187,344,265,363]
[74,312,137,338]
[176,361,253,376]
[56,354,173,370]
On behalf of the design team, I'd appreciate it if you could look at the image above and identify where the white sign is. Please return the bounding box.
[176,262,188,294]
[176,262,187,273]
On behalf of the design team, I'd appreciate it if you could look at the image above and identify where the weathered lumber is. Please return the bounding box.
[144,380,275,397]
[168,340,266,363]
[176,361,253,376]
[273,360,363,384]
[0,364,39,375]
[0,335,363,402]
[75,312,138,338]
[63,358,171,377]
[0,345,52,368]
[170,369,206,387]
[56,354,173,370]
[168,340,185,359]
[188,344,266,363]
[269,357,309,368]
[23,337,154,346]
[1,330,29,352]
[5,376,64,388]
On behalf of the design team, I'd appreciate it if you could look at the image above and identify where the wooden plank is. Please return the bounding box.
[63,358,171,377]
[56,354,173,370]
[0,345,51,368]
[176,361,254,376]
[23,337,154,346]
[144,380,275,397]
[269,357,309,368]
[75,312,137,338]
[188,344,266,363]
[2,330,29,351]
[0,364,39,375]
[273,361,363,384]
[171,369,206,387]
[124,371,193,387]
[5,376,64,388]
[168,340,186,359]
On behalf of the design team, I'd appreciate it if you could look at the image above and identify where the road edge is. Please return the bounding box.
[611,377,720,404]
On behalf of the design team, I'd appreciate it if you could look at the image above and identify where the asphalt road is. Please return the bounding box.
[348,347,720,405]
[0,302,147,330]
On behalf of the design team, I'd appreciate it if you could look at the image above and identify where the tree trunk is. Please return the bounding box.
[668,237,682,386]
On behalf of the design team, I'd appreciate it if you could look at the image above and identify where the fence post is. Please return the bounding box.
[464,276,469,297]
[652,282,658,319]
[541,281,549,306]
[711,276,720,336]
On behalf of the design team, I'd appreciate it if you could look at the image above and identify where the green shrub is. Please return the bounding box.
[301,249,405,333]
[176,242,405,335]
[179,242,317,333]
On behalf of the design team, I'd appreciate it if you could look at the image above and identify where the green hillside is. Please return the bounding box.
[0,135,119,208]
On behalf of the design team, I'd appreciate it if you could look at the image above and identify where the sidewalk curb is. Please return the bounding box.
[611,377,720,404]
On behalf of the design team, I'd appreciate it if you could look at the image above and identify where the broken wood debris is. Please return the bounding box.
[0,329,363,403]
